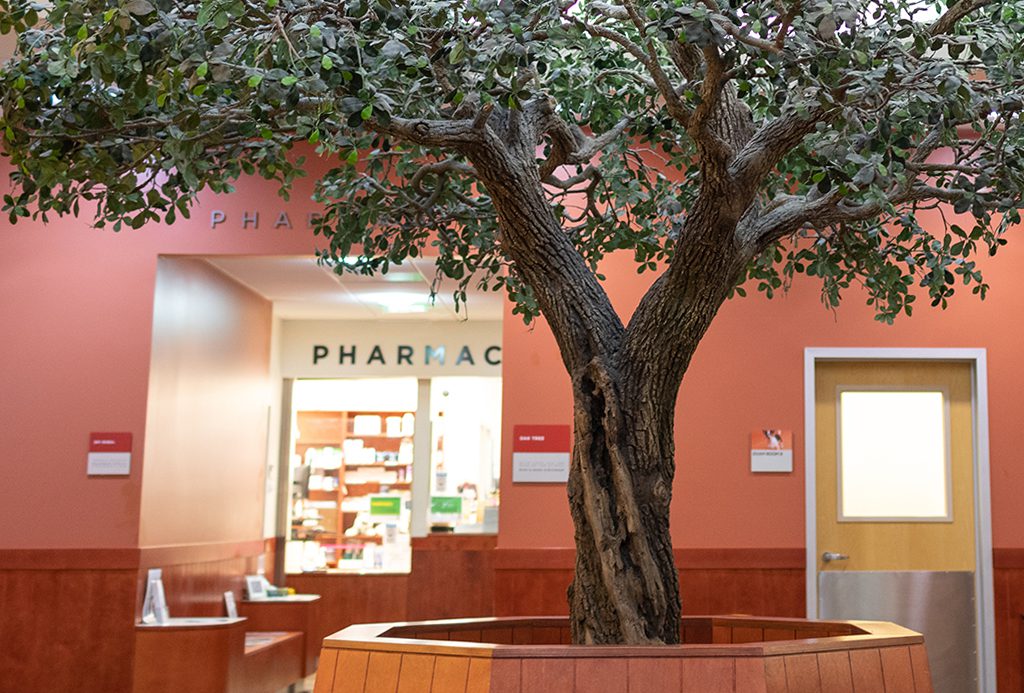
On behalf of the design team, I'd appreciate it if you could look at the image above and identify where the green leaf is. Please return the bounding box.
[360,104,373,121]
[449,41,465,65]
[248,74,263,87]
[281,75,298,86]
[346,150,358,166]
[321,55,333,71]
[196,62,209,79]
[125,0,155,15]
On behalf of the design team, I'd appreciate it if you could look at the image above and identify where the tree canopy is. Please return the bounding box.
[1,0,1021,322]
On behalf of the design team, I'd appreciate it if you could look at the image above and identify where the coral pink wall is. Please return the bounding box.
[2,152,1022,555]
[139,257,272,546]
[499,222,1024,550]
[0,162,325,550]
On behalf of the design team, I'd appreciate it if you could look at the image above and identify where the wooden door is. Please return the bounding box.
[815,360,978,693]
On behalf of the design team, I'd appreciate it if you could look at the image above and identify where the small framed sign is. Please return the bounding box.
[223,591,238,618]
[512,424,571,483]
[141,569,169,624]
[750,429,794,473]
[245,575,266,600]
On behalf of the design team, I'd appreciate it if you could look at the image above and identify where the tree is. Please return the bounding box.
[2,0,1022,645]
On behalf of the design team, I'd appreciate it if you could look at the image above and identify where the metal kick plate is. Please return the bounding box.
[819,570,977,693]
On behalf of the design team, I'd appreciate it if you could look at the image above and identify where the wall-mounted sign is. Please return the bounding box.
[280,320,502,377]
[87,432,132,476]
[750,429,793,473]
[512,425,571,483]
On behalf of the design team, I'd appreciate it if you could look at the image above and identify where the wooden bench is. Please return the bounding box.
[133,617,305,693]
[238,594,322,678]
[243,631,304,693]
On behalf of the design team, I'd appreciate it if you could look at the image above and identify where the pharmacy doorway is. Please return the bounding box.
[283,375,501,574]
[203,256,505,576]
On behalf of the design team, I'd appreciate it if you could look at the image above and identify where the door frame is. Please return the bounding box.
[804,347,994,692]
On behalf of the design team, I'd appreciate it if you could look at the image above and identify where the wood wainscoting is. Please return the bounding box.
[493,548,806,619]
[135,538,276,618]
[993,548,1024,693]
[0,549,139,693]
[0,538,276,693]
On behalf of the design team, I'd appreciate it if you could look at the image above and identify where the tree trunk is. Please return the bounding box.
[462,131,744,646]
[566,357,682,645]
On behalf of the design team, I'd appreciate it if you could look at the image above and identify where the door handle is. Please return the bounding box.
[822,551,849,563]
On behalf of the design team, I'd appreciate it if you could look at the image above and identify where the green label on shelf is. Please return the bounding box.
[430,496,462,516]
[369,495,402,516]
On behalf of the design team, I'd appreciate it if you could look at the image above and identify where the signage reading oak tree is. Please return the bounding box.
[2,0,1022,646]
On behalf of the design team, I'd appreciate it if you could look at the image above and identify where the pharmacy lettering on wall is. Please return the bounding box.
[512,425,571,483]
[280,320,503,377]
[312,343,501,367]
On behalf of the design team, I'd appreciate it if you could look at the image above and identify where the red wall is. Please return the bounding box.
[498,226,1024,550]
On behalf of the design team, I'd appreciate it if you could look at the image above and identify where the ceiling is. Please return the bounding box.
[204,255,506,321]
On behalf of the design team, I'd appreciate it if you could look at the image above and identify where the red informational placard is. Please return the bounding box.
[88,432,132,475]
[89,432,133,453]
[512,424,571,483]
[512,424,572,453]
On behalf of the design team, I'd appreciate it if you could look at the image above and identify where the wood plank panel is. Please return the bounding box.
[764,657,788,693]
[783,653,820,693]
[465,658,492,693]
[489,659,522,693]
[627,658,681,693]
[397,653,435,693]
[365,651,402,693]
[314,649,340,693]
[735,658,768,693]
[878,647,915,693]
[908,644,933,693]
[816,651,853,693]
[432,655,470,693]
[520,657,574,691]
[679,657,734,693]
[574,658,627,693]
[732,627,764,643]
[335,649,370,693]
[848,648,884,692]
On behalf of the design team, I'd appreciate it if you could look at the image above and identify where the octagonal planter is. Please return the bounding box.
[311,615,931,693]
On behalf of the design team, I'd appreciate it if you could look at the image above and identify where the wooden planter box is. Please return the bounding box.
[313,615,932,693]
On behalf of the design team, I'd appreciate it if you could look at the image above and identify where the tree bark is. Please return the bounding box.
[566,357,681,644]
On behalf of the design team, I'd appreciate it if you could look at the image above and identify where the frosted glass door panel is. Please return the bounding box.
[838,390,950,520]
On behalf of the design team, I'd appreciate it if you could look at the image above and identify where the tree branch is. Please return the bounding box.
[929,0,994,36]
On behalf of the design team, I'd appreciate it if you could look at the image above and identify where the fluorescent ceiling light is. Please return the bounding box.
[359,291,433,313]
